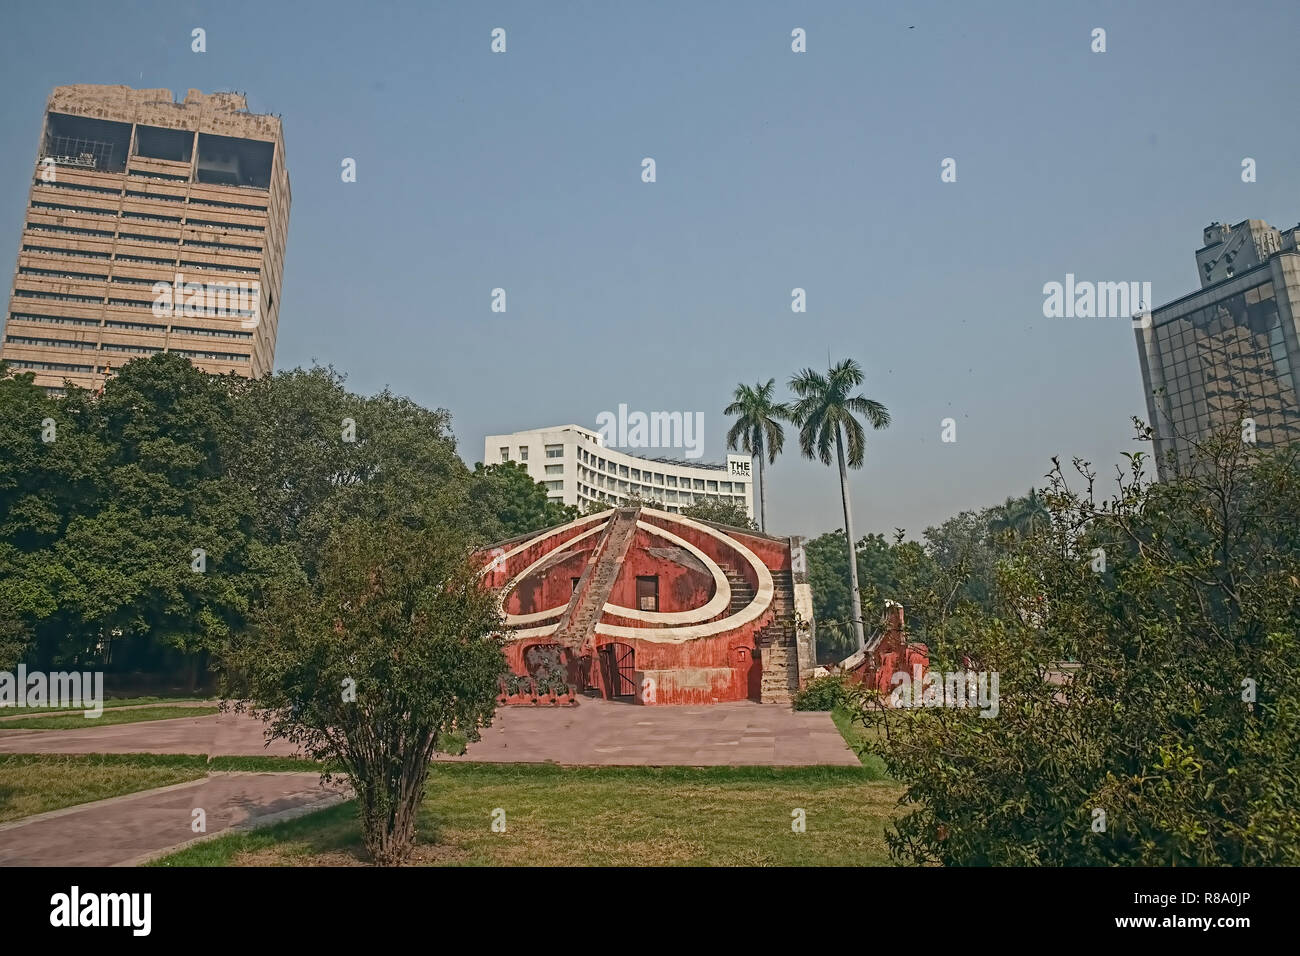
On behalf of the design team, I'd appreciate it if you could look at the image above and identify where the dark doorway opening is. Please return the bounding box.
[598,643,637,700]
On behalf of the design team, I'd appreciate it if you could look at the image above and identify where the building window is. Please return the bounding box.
[636,576,659,612]
[545,464,562,475]
[667,475,678,488]
[694,479,705,490]
[519,446,529,461]
[545,444,564,459]
[499,446,509,463]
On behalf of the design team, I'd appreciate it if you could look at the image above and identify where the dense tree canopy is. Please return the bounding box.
[0,356,559,683]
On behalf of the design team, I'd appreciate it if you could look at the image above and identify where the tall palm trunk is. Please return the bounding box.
[835,425,866,650]
[756,452,766,532]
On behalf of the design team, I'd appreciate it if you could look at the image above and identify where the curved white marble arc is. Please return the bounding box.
[594,508,774,644]
[598,519,731,625]
[478,509,613,581]
[502,521,609,626]
[486,511,612,641]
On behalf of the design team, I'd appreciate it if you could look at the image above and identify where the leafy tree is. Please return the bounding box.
[0,366,107,667]
[723,379,787,533]
[228,366,492,572]
[681,498,757,530]
[854,424,1300,865]
[222,519,505,865]
[53,354,263,684]
[472,461,578,537]
[788,359,890,650]
[805,528,928,662]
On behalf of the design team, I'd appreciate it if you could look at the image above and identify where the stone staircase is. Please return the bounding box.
[554,507,640,652]
[756,569,799,705]
[721,566,755,615]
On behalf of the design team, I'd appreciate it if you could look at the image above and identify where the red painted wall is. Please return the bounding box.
[844,604,931,698]
[604,528,715,614]
[483,513,796,705]
[506,549,591,616]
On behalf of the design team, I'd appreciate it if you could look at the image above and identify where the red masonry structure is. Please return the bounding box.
[841,601,929,698]
[475,506,814,705]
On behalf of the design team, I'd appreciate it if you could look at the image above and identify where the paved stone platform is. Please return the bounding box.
[447,698,859,766]
[0,700,857,766]
[0,772,346,866]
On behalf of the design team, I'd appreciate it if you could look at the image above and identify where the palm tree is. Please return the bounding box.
[989,489,1051,539]
[724,379,788,533]
[788,359,890,651]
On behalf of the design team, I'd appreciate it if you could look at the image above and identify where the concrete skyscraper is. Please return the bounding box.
[1,85,290,395]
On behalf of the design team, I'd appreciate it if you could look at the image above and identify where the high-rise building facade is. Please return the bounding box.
[1,85,290,395]
[1136,218,1300,477]
[484,424,756,519]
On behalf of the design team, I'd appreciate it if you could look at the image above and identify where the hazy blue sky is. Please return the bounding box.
[2,1,1298,539]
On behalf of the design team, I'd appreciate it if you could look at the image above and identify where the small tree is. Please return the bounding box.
[222,519,505,865]
[681,498,757,530]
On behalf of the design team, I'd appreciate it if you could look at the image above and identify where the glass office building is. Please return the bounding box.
[1137,219,1300,477]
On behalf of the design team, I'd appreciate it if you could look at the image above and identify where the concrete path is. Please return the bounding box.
[0,699,858,766]
[0,772,347,866]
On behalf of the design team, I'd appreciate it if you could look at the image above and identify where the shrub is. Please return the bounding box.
[793,672,853,711]
[222,518,505,865]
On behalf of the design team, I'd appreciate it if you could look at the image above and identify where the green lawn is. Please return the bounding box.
[152,762,905,866]
[0,705,218,730]
[0,753,209,823]
[831,705,890,777]
[0,696,207,717]
[0,754,325,824]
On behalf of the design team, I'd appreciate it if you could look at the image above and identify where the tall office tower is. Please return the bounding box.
[1,85,290,395]
[1136,218,1300,477]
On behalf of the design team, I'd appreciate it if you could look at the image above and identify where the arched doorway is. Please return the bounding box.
[597,643,636,700]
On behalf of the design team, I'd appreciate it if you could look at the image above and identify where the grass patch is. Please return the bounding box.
[436,731,469,756]
[0,696,207,717]
[0,753,209,823]
[831,705,890,778]
[152,762,905,867]
[206,755,330,773]
[0,705,218,730]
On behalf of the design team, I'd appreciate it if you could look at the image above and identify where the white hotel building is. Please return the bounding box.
[484,424,755,519]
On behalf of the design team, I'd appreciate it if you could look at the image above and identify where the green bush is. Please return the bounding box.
[793,672,853,711]
[855,426,1300,866]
